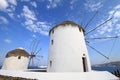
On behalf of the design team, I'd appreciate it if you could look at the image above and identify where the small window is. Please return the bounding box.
[50,61,52,67]
[51,40,53,45]
[83,54,85,56]
[52,30,54,34]
[79,28,81,32]
[18,56,21,59]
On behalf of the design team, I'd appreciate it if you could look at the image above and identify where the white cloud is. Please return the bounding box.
[47,0,63,9]
[0,0,9,11]
[17,15,20,18]
[21,0,30,2]
[25,21,50,35]
[37,21,50,30]
[114,11,120,18]
[70,0,76,5]
[0,16,8,24]
[115,23,120,36]
[32,34,36,38]
[84,0,103,12]
[8,13,15,18]
[7,6,15,12]
[114,5,120,10]
[26,24,38,33]
[7,0,17,6]
[0,0,17,18]
[116,24,120,30]
[21,5,50,36]
[70,0,77,9]
[22,6,37,20]
[93,4,120,37]
[0,0,17,11]
[4,39,12,43]
[31,1,37,8]
[25,19,34,25]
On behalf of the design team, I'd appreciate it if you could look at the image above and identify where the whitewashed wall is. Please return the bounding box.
[47,24,91,72]
[2,56,29,70]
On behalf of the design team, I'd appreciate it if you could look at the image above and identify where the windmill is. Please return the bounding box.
[82,10,119,63]
[28,39,43,67]
[47,11,119,72]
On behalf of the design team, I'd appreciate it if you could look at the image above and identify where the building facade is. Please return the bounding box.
[47,21,91,72]
[2,48,29,70]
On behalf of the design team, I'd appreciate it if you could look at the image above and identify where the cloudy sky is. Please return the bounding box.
[0,0,120,66]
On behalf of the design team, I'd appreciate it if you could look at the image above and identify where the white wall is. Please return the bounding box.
[2,56,29,70]
[0,70,119,80]
[47,25,91,72]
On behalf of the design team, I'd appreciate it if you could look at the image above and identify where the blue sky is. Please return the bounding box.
[0,0,120,66]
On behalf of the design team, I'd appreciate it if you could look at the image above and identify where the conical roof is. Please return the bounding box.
[6,49,29,58]
[49,21,85,35]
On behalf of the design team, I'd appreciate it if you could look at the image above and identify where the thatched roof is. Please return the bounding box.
[49,21,84,35]
[6,49,29,58]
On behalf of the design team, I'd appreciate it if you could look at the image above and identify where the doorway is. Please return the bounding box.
[82,57,87,72]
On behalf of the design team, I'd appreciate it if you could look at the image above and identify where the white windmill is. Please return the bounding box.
[47,13,118,72]
[47,21,91,72]
[2,48,29,70]
[47,9,119,72]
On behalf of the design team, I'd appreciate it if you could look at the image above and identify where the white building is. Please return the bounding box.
[2,48,29,70]
[47,21,91,72]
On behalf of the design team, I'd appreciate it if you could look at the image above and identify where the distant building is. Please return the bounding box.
[2,48,29,70]
[47,21,91,72]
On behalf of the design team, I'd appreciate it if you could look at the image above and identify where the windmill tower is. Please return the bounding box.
[2,48,29,70]
[47,21,91,72]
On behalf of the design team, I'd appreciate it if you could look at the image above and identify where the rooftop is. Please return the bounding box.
[6,49,29,58]
[49,21,84,35]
